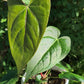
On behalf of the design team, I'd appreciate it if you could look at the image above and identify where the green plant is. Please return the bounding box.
[25,26,71,82]
[8,0,51,74]
[0,0,71,84]
[56,61,84,84]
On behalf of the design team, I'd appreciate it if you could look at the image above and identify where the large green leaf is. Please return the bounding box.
[59,72,84,82]
[8,0,51,74]
[25,26,71,81]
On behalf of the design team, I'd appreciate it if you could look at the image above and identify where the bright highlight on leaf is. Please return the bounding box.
[22,0,31,5]
[8,0,51,74]
[25,26,71,81]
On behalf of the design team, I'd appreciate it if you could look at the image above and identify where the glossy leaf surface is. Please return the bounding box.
[8,0,50,74]
[25,26,71,81]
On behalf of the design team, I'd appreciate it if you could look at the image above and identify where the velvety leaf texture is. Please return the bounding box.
[25,26,71,81]
[8,0,51,74]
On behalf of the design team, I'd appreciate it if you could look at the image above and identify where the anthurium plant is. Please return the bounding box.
[0,0,71,83]
[25,26,71,82]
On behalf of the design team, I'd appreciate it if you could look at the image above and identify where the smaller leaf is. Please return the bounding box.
[59,72,84,82]
[56,62,73,72]
[25,26,71,81]
[36,75,41,82]
[1,18,7,23]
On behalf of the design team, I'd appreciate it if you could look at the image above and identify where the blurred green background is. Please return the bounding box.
[48,0,84,83]
[0,0,84,84]
[0,0,16,78]
[49,0,84,76]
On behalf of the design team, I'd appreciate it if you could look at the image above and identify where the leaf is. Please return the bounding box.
[59,72,84,82]
[1,18,7,23]
[0,70,18,84]
[25,26,71,81]
[8,0,51,74]
[56,62,73,72]
[69,80,81,84]
[35,75,41,82]
[43,26,60,39]
[22,0,31,5]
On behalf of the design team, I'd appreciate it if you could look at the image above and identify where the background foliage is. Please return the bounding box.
[49,0,84,76]
[0,0,84,84]
[0,0,15,79]
[49,0,84,83]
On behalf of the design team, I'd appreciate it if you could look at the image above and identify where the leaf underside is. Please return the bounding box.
[8,0,51,74]
[25,26,71,81]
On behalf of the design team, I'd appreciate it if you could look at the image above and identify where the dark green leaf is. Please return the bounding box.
[8,0,51,74]
[0,78,18,84]
[0,70,18,84]
[1,18,7,23]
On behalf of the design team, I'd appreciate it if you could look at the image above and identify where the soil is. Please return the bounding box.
[48,70,65,84]
[26,70,65,84]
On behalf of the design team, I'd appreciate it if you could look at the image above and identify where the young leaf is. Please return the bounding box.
[59,72,84,82]
[56,62,73,72]
[8,0,51,74]
[25,26,71,81]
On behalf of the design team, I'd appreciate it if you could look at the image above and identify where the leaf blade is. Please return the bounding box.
[8,0,51,74]
[59,72,84,82]
[25,26,71,81]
